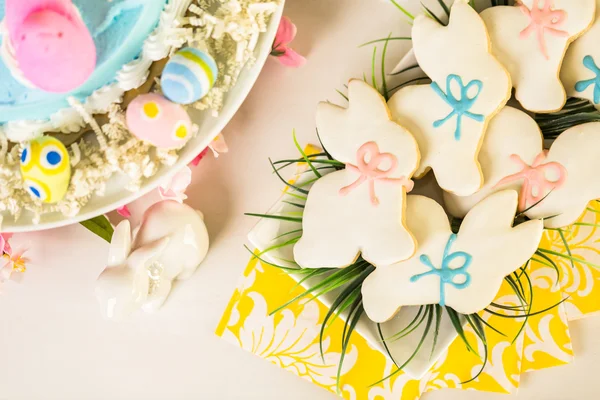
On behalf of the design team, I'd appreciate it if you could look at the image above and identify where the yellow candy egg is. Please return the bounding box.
[20,136,71,203]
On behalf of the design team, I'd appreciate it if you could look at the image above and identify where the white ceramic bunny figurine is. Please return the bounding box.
[95,200,210,320]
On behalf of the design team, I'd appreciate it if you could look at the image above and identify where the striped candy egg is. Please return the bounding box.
[126,93,193,149]
[161,48,218,104]
[20,136,71,204]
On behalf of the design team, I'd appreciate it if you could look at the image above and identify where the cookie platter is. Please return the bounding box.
[0,0,283,232]
[248,0,600,384]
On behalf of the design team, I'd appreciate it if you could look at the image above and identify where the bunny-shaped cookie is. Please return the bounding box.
[293,79,420,269]
[523,122,600,228]
[388,0,511,196]
[95,200,209,320]
[445,111,600,229]
[562,0,600,109]
[444,106,546,219]
[362,190,543,322]
[480,0,595,113]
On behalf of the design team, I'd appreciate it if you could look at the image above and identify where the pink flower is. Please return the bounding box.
[158,166,192,203]
[0,233,13,255]
[189,133,229,167]
[0,246,29,284]
[208,132,229,157]
[271,16,306,68]
[190,148,209,167]
[116,205,131,218]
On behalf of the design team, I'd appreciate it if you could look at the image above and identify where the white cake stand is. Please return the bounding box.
[3,1,284,233]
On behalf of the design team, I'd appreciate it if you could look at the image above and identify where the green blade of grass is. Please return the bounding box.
[447,307,479,356]
[292,129,322,178]
[370,306,434,386]
[381,33,392,100]
[437,0,450,16]
[336,299,364,393]
[359,37,412,47]
[557,228,575,269]
[244,213,302,223]
[538,248,600,269]
[389,0,415,21]
[430,304,442,360]
[269,158,309,194]
[421,3,445,25]
[384,305,425,342]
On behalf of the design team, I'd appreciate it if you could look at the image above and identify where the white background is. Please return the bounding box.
[1,0,599,399]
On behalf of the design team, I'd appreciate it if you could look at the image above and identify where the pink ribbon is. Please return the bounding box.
[339,142,414,206]
[519,0,569,60]
[494,152,567,212]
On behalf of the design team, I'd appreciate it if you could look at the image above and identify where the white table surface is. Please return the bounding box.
[1,1,599,399]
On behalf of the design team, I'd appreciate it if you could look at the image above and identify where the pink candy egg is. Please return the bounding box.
[126,94,193,149]
[6,0,96,93]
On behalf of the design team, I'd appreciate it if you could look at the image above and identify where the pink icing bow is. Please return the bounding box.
[519,0,568,60]
[494,152,567,211]
[340,142,414,206]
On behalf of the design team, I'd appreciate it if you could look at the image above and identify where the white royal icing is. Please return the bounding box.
[445,115,600,229]
[362,190,544,322]
[481,0,596,113]
[562,0,600,110]
[293,79,420,269]
[388,0,511,197]
[524,122,600,228]
[444,106,544,219]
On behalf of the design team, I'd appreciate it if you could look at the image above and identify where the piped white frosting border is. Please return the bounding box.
[0,0,193,143]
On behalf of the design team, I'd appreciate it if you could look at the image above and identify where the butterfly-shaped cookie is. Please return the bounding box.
[362,190,544,322]
[481,0,596,113]
[293,79,420,269]
[388,0,511,196]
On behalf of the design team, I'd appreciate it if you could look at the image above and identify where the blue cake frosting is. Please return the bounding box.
[0,0,168,124]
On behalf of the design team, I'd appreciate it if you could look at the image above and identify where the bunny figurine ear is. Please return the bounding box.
[107,220,132,267]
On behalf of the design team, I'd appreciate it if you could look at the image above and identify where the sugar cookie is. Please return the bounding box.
[524,122,600,228]
[293,79,420,269]
[480,0,596,113]
[446,118,600,228]
[388,0,511,196]
[362,190,544,322]
[444,106,545,219]
[562,0,600,109]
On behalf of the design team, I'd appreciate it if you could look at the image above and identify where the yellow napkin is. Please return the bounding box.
[216,148,600,399]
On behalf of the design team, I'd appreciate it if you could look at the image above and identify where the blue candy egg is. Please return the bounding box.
[161,47,218,105]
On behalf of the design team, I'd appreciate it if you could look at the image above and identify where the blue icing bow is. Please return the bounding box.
[575,55,600,104]
[430,74,484,141]
[410,233,472,307]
